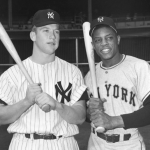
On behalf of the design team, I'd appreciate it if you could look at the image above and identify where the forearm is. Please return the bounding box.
[121,96,150,129]
[0,99,33,125]
[56,100,86,125]
[121,106,150,129]
[111,105,150,130]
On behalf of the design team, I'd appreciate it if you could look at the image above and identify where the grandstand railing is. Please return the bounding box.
[0,29,150,75]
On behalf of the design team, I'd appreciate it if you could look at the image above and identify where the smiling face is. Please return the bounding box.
[92,26,121,66]
[30,24,60,56]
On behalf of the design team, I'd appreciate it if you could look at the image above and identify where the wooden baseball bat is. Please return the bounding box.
[83,22,105,133]
[0,22,50,113]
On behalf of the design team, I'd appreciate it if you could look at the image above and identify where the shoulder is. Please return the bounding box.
[2,64,20,77]
[0,64,20,87]
[125,55,147,64]
[122,55,150,77]
[0,58,29,83]
[124,55,149,68]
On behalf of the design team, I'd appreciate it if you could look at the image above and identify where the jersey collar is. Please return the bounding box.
[100,54,126,70]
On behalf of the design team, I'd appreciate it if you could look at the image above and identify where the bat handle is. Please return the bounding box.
[41,104,51,112]
[27,80,51,113]
[92,122,105,133]
[92,96,105,132]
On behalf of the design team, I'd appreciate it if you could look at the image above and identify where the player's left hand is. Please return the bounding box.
[88,97,106,114]
[90,110,114,130]
[35,92,57,110]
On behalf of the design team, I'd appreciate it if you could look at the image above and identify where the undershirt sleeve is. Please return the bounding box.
[0,99,8,105]
[121,95,150,129]
[78,89,89,102]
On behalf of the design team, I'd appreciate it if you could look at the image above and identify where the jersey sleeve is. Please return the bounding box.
[70,67,87,105]
[0,70,17,105]
[136,61,150,102]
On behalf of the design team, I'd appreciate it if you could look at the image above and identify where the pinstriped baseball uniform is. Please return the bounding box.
[84,55,150,150]
[0,56,87,150]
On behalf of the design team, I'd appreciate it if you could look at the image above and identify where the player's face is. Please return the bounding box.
[33,24,60,55]
[92,27,120,65]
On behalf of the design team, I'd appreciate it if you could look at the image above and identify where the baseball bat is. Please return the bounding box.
[0,22,50,113]
[83,22,105,133]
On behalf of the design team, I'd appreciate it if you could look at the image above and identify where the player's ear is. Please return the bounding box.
[117,35,121,45]
[30,31,36,42]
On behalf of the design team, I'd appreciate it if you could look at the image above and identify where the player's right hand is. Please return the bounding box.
[35,92,56,110]
[25,83,42,105]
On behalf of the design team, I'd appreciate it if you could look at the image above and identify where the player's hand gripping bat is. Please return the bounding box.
[0,23,50,112]
[83,22,105,133]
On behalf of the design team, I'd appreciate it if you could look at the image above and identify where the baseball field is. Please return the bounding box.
[0,122,150,150]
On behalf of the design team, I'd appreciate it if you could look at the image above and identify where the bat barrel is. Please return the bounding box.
[83,22,105,133]
[83,22,98,98]
[0,22,51,113]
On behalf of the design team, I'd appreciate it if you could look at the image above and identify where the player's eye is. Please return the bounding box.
[44,29,49,32]
[106,36,113,41]
[55,30,60,34]
[94,38,101,44]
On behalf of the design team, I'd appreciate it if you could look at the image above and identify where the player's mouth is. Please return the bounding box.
[47,42,55,45]
[101,48,111,54]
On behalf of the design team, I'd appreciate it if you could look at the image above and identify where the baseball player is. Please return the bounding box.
[0,9,88,150]
[84,16,150,150]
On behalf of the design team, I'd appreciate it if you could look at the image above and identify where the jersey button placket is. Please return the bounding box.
[105,71,108,83]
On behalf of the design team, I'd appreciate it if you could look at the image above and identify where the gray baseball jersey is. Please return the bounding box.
[0,56,87,150]
[85,54,150,149]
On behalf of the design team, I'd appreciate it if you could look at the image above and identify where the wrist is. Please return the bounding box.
[23,98,34,107]
[55,101,63,110]
[111,116,125,129]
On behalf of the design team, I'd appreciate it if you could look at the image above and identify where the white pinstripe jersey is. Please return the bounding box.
[85,54,150,135]
[0,56,87,137]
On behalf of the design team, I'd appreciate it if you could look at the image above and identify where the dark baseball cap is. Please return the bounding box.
[89,16,117,36]
[32,9,60,27]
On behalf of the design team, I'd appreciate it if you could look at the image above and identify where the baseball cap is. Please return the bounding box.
[89,16,117,36]
[32,9,60,27]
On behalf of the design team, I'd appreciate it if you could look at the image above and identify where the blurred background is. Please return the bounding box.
[0,0,150,74]
[0,0,150,150]
[1,0,150,29]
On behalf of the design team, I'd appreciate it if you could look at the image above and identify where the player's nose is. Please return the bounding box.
[101,38,108,45]
[48,31,55,39]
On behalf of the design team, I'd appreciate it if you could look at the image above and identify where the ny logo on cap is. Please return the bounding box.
[97,17,104,22]
[47,12,54,19]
